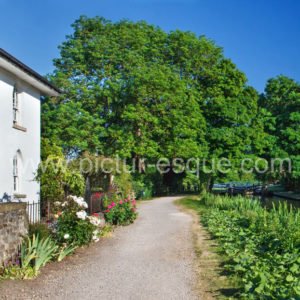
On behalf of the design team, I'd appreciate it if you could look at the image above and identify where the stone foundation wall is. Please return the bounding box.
[0,203,27,265]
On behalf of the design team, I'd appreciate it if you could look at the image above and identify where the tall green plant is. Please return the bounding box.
[35,155,85,213]
[199,194,300,298]
[21,235,57,276]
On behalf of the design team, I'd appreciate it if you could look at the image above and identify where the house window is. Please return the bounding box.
[13,151,26,199]
[13,154,19,192]
[12,86,26,131]
[13,86,19,124]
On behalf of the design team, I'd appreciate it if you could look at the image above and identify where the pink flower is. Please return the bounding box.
[107,205,112,209]
[111,202,116,207]
[106,209,110,213]
[119,200,123,204]
[124,199,128,202]
[58,211,62,216]
[95,192,101,198]
[132,207,136,211]
[93,213,98,216]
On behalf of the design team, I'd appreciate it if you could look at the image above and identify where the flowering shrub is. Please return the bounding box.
[105,198,137,226]
[0,196,104,281]
[54,196,100,246]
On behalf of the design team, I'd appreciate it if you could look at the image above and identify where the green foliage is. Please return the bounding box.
[21,234,57,277]
[44,17,208,161]
[41,138,63,161]
[0,263,35,280]
[55,196,98,246]
[73,153,133,198]
[28,223,52,240]
[132,179,153,199]
[197,193,300,299]
[104,198,137,226]
[57,244,78,262]
[56,209,96,246]
[41,16,298,192]
[34,236,57,271]
[35,155,85,204]
[20,235,38,269]
[1,197,102,280]
[41,16,267,191]
[132,169,163,197]
[98,225,114,237]
[42,101,105,155]
[259,76,300,189]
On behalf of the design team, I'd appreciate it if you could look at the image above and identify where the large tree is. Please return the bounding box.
[43,16,264,191]
[259,76,300,188]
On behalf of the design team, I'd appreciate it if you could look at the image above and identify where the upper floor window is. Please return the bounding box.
[12,85,26,132]
[13,86,19,124]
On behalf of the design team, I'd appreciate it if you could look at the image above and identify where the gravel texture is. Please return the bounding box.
[0,196,197,300]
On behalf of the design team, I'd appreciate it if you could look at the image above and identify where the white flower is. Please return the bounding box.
[64,234,70,239]
[88,216,101,226]
[61,201,68,207]
[69,195,88,209]
[92,236,100,242]
[54,201,61,206]
[76,210,87,220]
[81,201,88,209]
[93,230,99,235]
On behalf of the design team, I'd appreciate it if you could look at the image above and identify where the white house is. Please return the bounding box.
[0,48,60,208]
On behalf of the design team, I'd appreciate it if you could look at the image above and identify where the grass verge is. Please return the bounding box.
[176,196,240,299]
[177,193,300,299]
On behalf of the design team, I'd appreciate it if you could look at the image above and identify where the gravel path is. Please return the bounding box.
[0,196,197,300]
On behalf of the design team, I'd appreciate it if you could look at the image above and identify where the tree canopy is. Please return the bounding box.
[259,76,300,188]
[42,16,281,191]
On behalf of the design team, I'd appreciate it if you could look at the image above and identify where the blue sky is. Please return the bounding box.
[0,0,299,92]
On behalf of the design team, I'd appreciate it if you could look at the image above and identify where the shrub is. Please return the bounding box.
[54,196,100,246]
[104,198,137,226]
[35,155,85,216]
[0,196,103,281]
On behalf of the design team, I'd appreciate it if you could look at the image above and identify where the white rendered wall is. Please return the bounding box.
[0,68,40,204]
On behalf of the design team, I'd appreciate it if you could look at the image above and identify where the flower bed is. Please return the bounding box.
[104,198,138,226]
[0,195,139,281]
[0,196,102,280]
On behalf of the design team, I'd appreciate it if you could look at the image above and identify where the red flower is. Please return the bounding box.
[93,213,98,216]
[95,192,101,198]
[106,209,110,213]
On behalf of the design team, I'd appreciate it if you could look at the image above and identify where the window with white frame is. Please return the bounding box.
[13,154,19,192]
[13,85,19,124]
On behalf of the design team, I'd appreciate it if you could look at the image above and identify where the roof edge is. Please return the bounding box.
[0,48,61,95]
